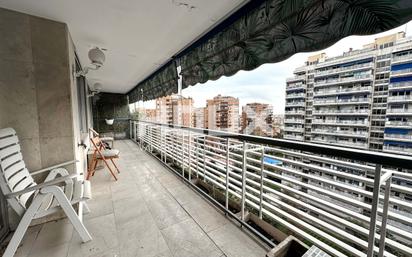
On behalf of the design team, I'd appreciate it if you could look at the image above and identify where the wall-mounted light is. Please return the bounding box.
[87,82,103,97]
[76,47,106,77]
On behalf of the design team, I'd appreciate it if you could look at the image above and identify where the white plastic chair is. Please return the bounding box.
[0,128,92,257]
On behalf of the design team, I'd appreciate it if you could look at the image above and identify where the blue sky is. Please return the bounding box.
[139,21,412,114]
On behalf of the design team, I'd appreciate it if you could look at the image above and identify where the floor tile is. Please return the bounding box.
[161,219,223,257]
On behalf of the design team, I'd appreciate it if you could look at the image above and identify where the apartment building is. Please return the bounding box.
[193,107,206,128]
[206,95,240,132]
[155,95,194,126]
[284,32,412,155]
[241,103,273,136]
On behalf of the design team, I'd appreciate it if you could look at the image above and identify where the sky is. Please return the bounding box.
[137,21,412,114]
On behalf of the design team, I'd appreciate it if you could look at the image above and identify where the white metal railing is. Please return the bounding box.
[285,101,305,107]
[312,119,368,126]
[384,145,412,154]
[284,118,305,124]
[311,138,368,149]
[284,134,304,140]
[284,126,305,133]
[314,74,372,87]
[391,68,412,76]
[315,63,373,77]
[313,109,369,115]
[387,109,412,114]
[384,134,412,141]
[314,86,372,96]
[286,83,305,91]
[286,93,306,99]
[317,52,374,69]
[313,98,371,105]
[389,81,412,90]
[286,75,306,82]
[385,120,412,127]
[285,110,305,115]
[392,54,412,63]
[387,95,412,102]
[311,129,369,137]
[131,120,412,257]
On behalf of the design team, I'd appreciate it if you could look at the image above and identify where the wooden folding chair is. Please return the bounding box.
[88,131,120,181]
[89,128,114,148]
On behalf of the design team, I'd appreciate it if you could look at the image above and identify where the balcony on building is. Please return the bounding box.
[313,96,371,106]
[313,86,372,97]
[314,74,373,87]
[312,108,370,116]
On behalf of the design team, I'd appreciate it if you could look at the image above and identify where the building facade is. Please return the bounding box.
[193,107,206,128]
[241,103,273,136]
[206,95,240,132]
[155,95,194,126]
[284,32,412,155]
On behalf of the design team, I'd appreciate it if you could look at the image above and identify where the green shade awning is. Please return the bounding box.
[128,0,412,102]
[128,62,178,103]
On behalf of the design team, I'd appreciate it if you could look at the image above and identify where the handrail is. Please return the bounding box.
[131,120,412,257]
[131,119,412,169]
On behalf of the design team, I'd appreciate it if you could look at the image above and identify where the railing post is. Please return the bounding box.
[196,137,199,179]
[181,130,185,176]
[241,141,247,221]
[259,146,265,219]
[203,137,206,182]
[225,138,230,211]
[188,131,192,182]
[149,126,153,152]
[378,174,392,257]
[367,164,382,257]
[134,122,137,142]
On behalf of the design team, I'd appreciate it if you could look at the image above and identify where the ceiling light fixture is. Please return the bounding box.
[76,47,106,77]
[87,82,103,97]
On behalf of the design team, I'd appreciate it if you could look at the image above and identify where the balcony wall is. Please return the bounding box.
[0,8,76,173]
[91,93,130,139]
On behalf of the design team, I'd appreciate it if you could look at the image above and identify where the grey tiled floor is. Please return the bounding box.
[14,140,268,257]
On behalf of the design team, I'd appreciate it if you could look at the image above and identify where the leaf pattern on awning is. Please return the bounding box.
[128,0,412,102]
[180,0,412,88]
[128,63,178,103]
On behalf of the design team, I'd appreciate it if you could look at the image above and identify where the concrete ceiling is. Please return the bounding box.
[0,0,248,93]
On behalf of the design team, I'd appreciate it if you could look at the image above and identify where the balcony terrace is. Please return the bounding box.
[314,63,373,78]
[311,119,369,127]
[314,86,372,97]
[314,75,372,87]
[390,68,412,77]
[389,81,412,90]
[385,120,412,128]
[387,95,412,103]
[312,109,370,116]
[313,98,371,106]
[13,140,268,257]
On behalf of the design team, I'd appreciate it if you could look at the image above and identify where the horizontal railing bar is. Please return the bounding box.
[134,120,412,169]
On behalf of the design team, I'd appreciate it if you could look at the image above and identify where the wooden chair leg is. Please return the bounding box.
[87,154,98,180]
[110,158,120,174]
[92,159,99,177]
[101,158,118,181]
